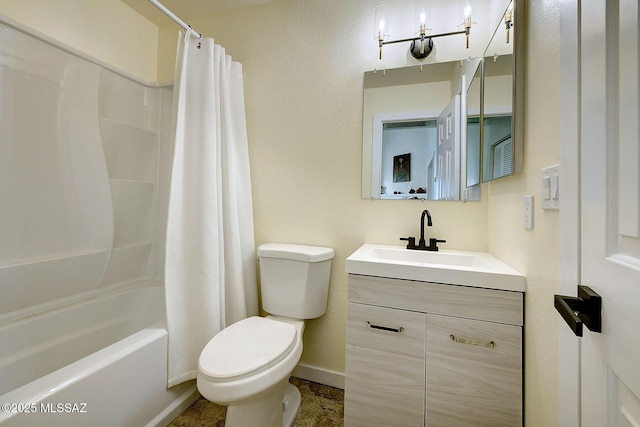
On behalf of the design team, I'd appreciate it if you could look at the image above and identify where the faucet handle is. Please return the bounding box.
[428,238,447,251]
[400,236,417,249]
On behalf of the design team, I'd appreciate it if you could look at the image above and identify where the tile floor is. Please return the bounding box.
[168,377,344,427]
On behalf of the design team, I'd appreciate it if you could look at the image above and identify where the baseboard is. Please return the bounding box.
[147,383,199,427]
[292,363,345,390]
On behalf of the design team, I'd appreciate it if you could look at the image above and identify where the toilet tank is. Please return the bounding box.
[257,243,334,319]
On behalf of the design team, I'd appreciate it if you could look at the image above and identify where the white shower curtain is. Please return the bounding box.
[165,31,258,387]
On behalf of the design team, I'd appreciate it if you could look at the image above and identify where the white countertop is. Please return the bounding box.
[346,243,525,292]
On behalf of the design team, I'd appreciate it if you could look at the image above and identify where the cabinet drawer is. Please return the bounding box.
[349,274,523,325]
[426,314,522,426]
[345,303,426,426]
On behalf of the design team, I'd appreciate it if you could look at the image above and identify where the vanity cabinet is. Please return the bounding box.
[345,274,523,427]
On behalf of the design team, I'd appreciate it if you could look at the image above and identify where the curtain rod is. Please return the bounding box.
[148,0,203,39]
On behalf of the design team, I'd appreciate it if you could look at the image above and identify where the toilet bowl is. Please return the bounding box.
[196,243,334,427]
[197,316,304,427]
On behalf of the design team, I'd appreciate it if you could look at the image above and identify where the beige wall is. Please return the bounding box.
[1,0,561,425]
[0,0,158,82]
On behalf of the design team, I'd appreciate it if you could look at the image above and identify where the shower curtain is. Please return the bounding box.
[165,31,258,387]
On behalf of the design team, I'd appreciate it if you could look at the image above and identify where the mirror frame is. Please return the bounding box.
[511,0,525,176]
[465,59,483,201]
[481,0,525,181]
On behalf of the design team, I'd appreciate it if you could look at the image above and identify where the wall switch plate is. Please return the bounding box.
[523,195,534,229]
[541,165,560,209]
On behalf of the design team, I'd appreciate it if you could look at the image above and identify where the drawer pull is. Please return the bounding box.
[450,334,496,348]
[366,321,404,333]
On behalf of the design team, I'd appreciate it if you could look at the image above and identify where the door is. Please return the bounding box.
[580,0,640,425]
[436,95,460,200]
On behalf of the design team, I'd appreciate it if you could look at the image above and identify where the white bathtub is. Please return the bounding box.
[0,284,198,427]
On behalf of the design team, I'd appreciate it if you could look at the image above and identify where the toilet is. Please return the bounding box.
[197,243,334,427]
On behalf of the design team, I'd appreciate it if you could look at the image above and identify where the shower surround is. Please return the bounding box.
[0,15,195,426]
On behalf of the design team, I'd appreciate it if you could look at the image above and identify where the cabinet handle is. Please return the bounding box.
[450,334,496,348]
[366,321,404,333]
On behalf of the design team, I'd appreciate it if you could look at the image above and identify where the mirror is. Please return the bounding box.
[482,0,523,181]
[360,0,523,196]
[362,59,482,200]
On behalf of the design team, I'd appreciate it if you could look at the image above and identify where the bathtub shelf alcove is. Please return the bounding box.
[99,74,161,287]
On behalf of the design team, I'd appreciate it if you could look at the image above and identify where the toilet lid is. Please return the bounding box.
[199,316,296,380]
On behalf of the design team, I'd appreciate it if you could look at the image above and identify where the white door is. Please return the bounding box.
[579,0,640,425]
[436,95,460,200]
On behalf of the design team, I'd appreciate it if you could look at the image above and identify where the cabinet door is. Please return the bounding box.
[345,302,426,426]
[426,314,522,426]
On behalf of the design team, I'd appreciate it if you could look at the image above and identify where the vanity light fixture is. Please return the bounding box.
[504,2,514,43]
[376,1,473,60]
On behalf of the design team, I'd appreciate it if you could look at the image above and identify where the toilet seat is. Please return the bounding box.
[199,316,297,382]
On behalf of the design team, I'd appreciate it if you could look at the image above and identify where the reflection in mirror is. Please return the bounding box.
[482,54,513,180]
[381,120,437,198]
[481,0,523,181]
[362,59,482,201]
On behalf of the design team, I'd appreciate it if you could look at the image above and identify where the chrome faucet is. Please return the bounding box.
[400,209,446,251]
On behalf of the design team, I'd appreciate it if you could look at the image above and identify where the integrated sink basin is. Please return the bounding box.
[346,244,525,291]
[370,246,492,268]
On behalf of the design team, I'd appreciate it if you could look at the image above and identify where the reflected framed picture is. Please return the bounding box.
[393,153,411,182]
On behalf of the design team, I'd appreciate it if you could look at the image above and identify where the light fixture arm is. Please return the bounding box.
[376,2,473,61]
[379,29,469,60]
[504,10,513,43]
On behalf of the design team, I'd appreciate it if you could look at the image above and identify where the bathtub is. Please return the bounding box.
[0,284,198,427]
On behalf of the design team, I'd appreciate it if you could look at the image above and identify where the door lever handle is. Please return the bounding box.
[554,285,602,337]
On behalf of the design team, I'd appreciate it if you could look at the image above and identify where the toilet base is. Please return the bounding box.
[283,383,301,427]
[224,381,301,427]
